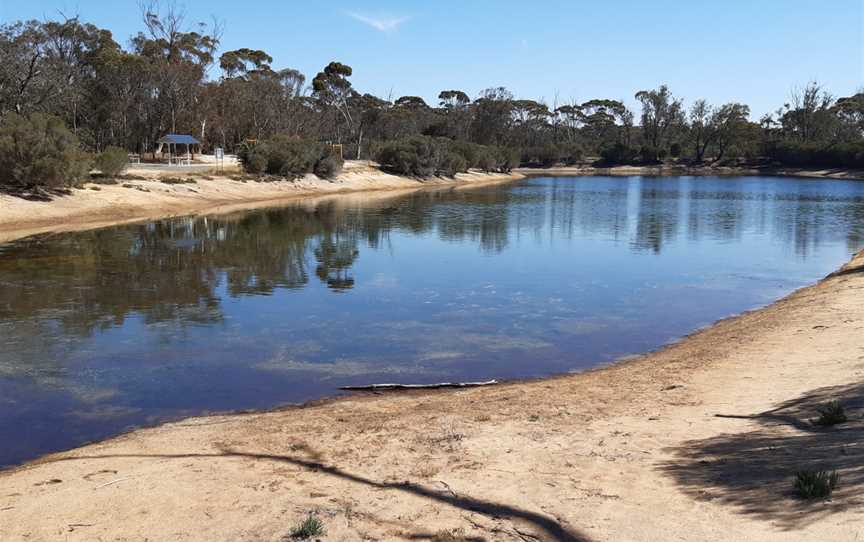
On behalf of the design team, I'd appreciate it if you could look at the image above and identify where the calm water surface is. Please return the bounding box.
[1,176,863,467]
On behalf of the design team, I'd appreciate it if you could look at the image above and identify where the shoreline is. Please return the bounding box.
[2,163,861,245]
[515,164,864,180]
[0,163,524,244]
[1,248,862,540]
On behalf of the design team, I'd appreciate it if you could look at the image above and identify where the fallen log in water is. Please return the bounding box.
[339,379,498,391]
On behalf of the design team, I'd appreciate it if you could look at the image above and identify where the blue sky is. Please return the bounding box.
[2,0,862,118]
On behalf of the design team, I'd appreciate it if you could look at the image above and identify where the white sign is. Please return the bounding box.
[215,147,224,159]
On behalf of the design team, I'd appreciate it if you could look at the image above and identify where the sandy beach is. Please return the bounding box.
[0,161,523,244]
[0,241,861,540]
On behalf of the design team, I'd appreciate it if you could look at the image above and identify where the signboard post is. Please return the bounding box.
[215,147,224,173]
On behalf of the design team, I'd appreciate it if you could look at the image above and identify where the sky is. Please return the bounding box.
[2,0,862,119]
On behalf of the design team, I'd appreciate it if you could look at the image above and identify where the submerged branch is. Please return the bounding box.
[339,380,499,391]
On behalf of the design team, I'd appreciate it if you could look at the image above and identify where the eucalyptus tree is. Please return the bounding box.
[471,87,514,146]
[131,3,220,145]
[710,103,751,162]
[351,92,391,158]
[437,89,470,139]
[779,82,835,143]
[835,91,864,137]
[0,21,55,116]
[312,61,355,145]
[689,99,714,162]
[635,85,685,157]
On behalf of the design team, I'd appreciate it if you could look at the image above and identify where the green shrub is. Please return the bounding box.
[449,140,485,168]
[765,141,864,168]
[0,113,91,190]
[813,401,847,427]
[598,142,637,165]
[440,151,468,177]
[536,144,560,167]
[375,136,446,177]
[498,147,522,171]
[639,146,661,164]
[313,154,344,179]
[794,469,838,499]
[375,136,516,176]
[290,514,324,539]
[95,146,129,177]
[559,143,584,165]
[242,149,267,174]
[238,136,336,178]
[475,147,499,172]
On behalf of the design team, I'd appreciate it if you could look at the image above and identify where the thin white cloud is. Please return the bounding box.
[346,12,410,32]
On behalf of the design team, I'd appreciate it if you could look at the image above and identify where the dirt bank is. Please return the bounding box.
[1,253,862,540]
[516,164,864,180]
[0,161,523,244]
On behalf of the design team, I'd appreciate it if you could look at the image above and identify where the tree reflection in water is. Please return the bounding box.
[0,175,862,467]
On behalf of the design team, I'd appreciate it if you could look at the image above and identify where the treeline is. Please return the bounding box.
[1,7,863,188]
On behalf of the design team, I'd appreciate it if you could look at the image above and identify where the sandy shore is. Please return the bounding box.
[516,164,864,180]
[2,163,859,245]
[0,248,862,539]
[0,161,523,244]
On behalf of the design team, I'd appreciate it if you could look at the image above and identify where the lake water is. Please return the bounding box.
[1,175,863,467]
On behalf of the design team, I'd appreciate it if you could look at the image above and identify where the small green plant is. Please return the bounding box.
[794,469,838,499]
[95,146,129,177]
[433,529,471,541]
[289,514,324,540]
[813,401,848,427]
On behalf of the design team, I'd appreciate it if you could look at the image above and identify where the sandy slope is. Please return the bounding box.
[0,257,862,539]
[0,161,523,244]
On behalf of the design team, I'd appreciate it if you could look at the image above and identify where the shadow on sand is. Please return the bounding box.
[659,382,864,529]
[43,446,590,541]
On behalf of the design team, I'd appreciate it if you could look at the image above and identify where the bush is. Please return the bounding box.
[559,142,584,165]
[639,146,661,164]
[238,136,342,179]
[794,469,838,499]
[374,136,518,176]
[0,113,91,190]
[498,147,522,171]
[449,140,485,168]
[813,401,847,427]
[536,144,560,167]
[243,151,268,174]
[475,147,499,172]
[313,154,344,179]
[290,514,324,539]
[440,151,468,177]
[95,146,129,177]
[521,145,559,168]
[376,136,465,177]
[765,141,864,168]
[598,142,637,165]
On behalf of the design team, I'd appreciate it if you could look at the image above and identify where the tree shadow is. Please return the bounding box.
[659,382,864,530]
[42,445,590,541]
[0,186,75,201]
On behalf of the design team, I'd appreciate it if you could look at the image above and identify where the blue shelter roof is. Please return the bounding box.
[157,134,201,145]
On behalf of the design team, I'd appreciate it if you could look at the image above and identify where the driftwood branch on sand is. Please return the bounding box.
[339,380,498,391]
